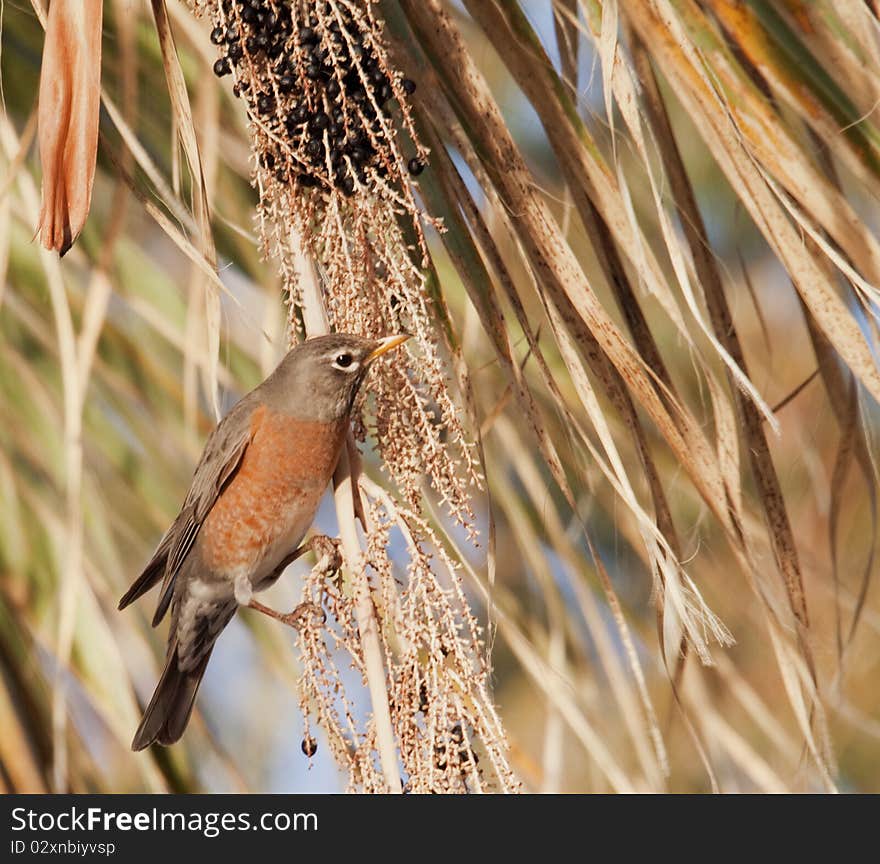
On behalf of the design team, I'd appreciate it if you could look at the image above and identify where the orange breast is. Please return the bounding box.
[200,405,347,575]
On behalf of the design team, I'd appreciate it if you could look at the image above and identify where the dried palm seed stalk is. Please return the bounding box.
[294,487,519,793]
[188,0,515,792]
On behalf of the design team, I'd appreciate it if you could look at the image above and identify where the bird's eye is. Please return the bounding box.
[332,352,357,371]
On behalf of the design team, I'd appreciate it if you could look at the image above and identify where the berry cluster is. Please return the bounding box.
[210,0,422,195]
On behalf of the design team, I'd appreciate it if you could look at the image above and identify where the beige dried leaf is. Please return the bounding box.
[37,0,103,256]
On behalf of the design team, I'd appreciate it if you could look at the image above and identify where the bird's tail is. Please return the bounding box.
[131,642,212,751]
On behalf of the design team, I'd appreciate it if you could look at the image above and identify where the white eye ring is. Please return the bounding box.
[332,353,359,372]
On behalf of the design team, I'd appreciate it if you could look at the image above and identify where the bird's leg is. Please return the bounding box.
[263,534,342,585]
[263,543,310,583]
[246,597,324,631]
[245,534,341,631]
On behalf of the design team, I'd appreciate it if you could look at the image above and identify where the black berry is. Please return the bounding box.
[288,104,309,127]
[257,92,275,114]
[309,112,330,133]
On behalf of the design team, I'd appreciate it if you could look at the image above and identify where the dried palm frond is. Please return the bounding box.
[37,0,103,256]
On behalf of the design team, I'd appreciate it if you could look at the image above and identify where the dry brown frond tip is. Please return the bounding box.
[189,0,518,792]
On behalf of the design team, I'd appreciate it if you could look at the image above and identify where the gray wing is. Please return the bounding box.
[118,394,258,624]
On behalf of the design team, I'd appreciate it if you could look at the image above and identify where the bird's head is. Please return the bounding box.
[265,332,410,421]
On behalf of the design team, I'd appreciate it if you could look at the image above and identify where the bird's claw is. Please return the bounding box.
[282,601,326,631]
[308,534,342,579]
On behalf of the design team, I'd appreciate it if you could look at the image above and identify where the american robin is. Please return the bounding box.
[119,332,409,751]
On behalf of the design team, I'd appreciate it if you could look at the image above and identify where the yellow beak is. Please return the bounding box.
[366,333,411,363]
